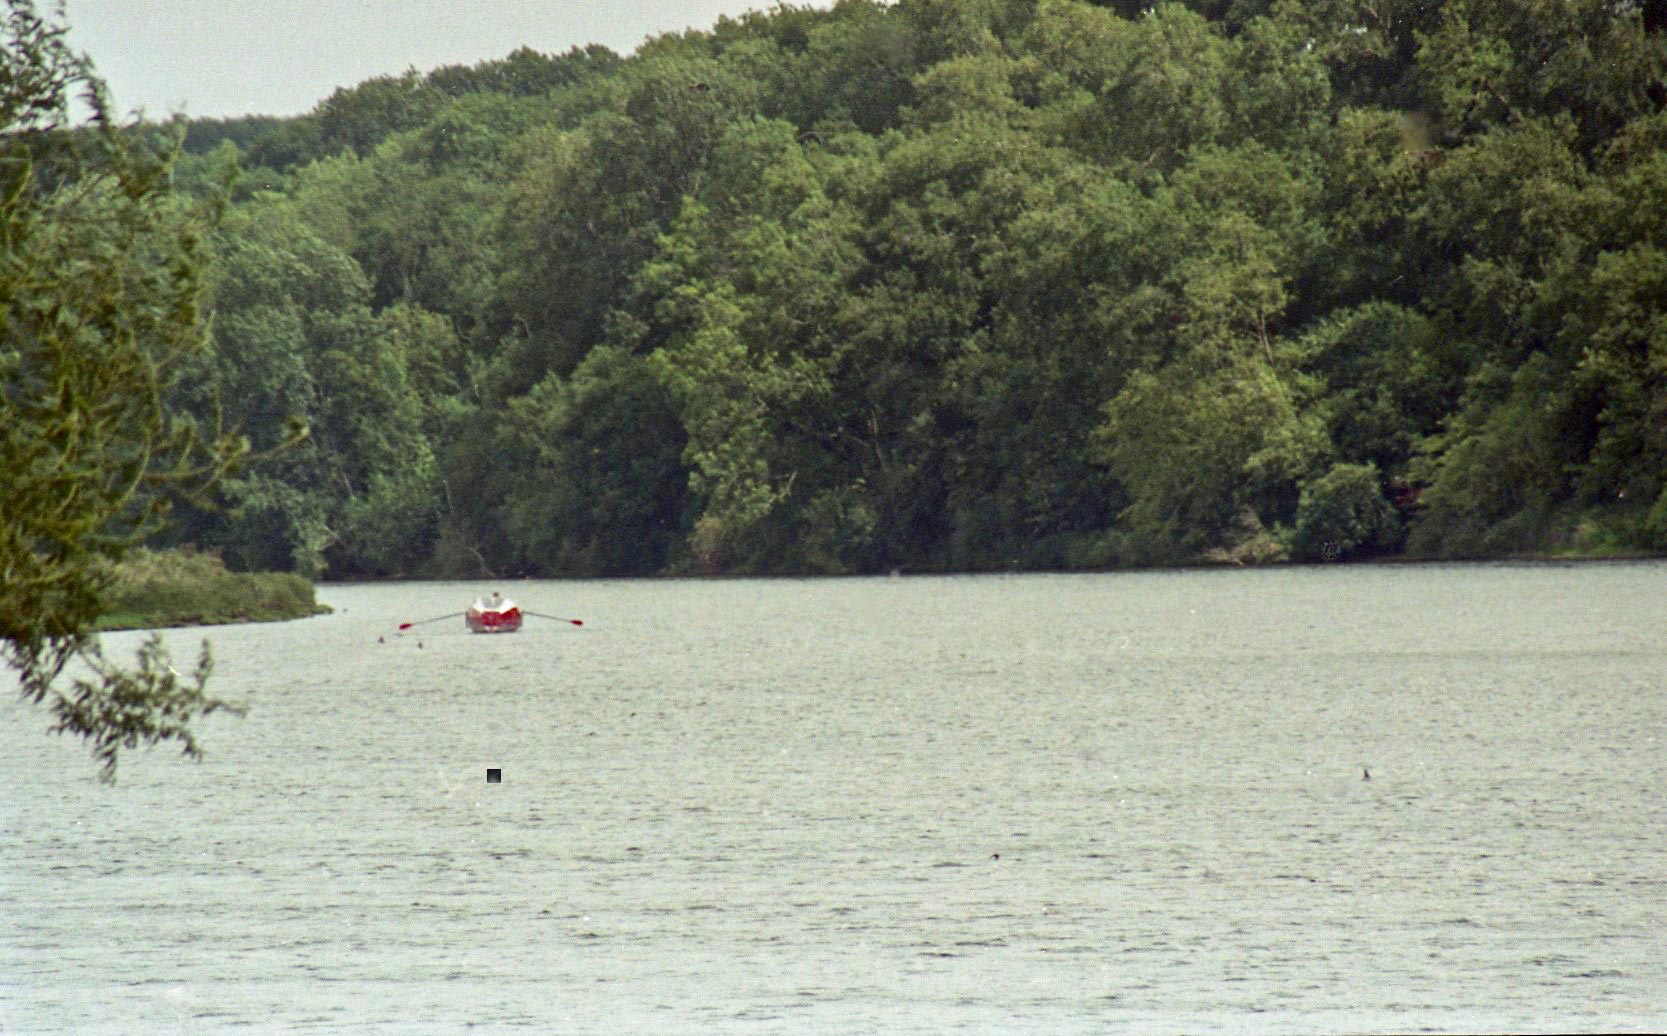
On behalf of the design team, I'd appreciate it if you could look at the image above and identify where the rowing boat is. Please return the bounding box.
[465,593,522,633]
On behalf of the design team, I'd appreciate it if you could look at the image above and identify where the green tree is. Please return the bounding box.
[1025,2,1231,177]
[503,346,689,574]
[790,0,922,134]
[314,70,444,157]
[500,51,763,390]
[634,118,867,570]
[1407,358,1573,556]
[945,168,1162,568]
[172,197,445,577]
[1300,301,1460,477]
[1098,355,1327,564]
[2,0,245,780]
[1293,462,1401,560]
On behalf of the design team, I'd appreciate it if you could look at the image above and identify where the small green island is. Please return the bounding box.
[95,549,330,632]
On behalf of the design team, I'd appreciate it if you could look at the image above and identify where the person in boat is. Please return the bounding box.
[486,591,504,610]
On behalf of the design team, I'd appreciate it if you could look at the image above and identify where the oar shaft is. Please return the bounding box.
[525,612,583,626]
[398,612,465,630]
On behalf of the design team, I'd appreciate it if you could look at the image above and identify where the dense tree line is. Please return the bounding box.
[155,0,1667,576]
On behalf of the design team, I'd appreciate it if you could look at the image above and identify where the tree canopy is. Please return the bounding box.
[21,0,1667,599]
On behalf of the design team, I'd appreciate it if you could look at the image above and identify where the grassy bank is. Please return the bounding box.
[96,549,331,631]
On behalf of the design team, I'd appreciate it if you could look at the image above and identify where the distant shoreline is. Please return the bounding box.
[96,549,330,631]
[310,550,1667,585]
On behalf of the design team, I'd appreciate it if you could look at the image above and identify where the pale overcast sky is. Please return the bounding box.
[64,1,821,120]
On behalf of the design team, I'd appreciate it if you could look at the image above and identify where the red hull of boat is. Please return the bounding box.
[465,606,522,633]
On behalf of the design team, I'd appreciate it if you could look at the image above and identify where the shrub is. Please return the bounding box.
[1293,463,1402,561]
[97,549,329,629]
[1646,487,1667,551]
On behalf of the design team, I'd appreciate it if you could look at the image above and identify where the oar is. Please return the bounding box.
[525,612,584,627]
[398,612,465,631]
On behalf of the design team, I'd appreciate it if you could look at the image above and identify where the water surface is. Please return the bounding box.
[4,563,1665,1032]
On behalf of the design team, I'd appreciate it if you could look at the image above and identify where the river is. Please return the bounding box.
[4,562,1665,1033]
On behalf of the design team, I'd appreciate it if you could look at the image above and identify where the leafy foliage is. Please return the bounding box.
[97,548,325,629]
[1293,463,1402,561]
[45,634,240,784]
[54,0,1667,582]
[2,0,248,779]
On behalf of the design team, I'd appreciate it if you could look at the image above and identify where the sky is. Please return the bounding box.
[63,1,820,121]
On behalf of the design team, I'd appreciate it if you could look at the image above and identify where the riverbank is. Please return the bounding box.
[96,548,331,631]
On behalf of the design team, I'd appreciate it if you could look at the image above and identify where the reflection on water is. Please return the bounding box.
[4,563,1666,1033]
